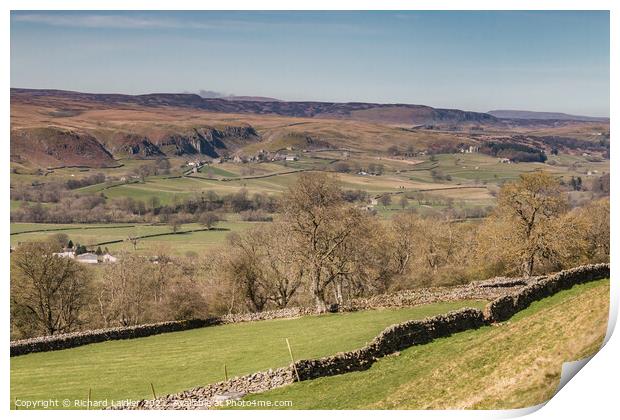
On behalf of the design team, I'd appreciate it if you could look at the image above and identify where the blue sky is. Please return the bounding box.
[10,11,610,116]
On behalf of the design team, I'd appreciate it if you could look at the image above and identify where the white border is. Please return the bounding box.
[2,2,616,420]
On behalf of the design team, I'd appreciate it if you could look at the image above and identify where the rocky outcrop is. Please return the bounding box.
[111,133,164,158]
[157,125,259,157]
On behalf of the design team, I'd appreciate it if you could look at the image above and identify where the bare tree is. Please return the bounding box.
[379,194,392,207]
[224,233,268,312]
[199,211,220,230]
[281,172,371,312]
[11,243,92,335]
[127,235,140,250]
[169,216,182,234]
[227,224,304,310]
[98,255,155,326]
[476,172,567,277]
[48,232,70,250]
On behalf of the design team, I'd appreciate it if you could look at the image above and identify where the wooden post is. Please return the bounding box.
[224,364,228,381]
[87,388,92,410]
[150,382,157,399]
[286,338,301,382]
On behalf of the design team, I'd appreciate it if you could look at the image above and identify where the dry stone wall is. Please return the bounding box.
[11,264,608,357]
[483,263,609,322]
[10,307,317,357]
[113,367,297,410]
[10,318,222,357]
[113,308,486,410]
[342,277,540,312]
[113,263,609,410]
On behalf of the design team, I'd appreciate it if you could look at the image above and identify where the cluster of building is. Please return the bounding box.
[185,150,300,169]
[53,250,118,264]
[459,145,479,154]
[232,149,299,164]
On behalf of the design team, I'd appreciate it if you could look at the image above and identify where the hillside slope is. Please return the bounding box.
[9,92,480,168]
[10,127,117,168]
[236,279,609,410]
[10,88,609,169]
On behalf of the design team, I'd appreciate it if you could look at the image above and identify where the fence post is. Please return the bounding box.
[286,338,301,382]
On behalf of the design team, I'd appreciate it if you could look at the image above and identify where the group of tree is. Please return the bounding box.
[331,161,384,175]
[10,187,282,224]
[11,247,210,339]
[10,172,609,339]
[131,159,171,180]
[386,144,416,157]
[210,172,608,314]
[479,141,547,163]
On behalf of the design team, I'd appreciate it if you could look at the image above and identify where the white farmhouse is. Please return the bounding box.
[76,253,98,264]
[101,254,118,263]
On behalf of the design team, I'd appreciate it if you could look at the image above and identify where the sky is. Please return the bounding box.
[10,10,610,116]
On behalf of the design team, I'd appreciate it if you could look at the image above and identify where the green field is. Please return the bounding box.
[11,152,608,252]
[12,152,607,215]
[10,300,485,409]
[236,279,609,410]
[404,153,608,185]
[10,221,257,255]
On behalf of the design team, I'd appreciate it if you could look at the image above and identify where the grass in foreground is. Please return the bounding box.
[10,300,485,409]
[235,279,609,410]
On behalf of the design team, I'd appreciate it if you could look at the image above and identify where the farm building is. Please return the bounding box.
[75,253,99,264]
[101,254,118,263]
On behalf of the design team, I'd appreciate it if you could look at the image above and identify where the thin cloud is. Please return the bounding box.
[11,12,368,33]
[11,13,215,30]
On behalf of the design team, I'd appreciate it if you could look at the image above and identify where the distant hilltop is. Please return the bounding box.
[488,109,609,123]
[11,88,498,126]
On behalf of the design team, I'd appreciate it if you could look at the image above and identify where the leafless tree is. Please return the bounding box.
[11,243,92,335]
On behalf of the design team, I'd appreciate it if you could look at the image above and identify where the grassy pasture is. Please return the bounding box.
[237,279,609,410]
[10,221,256,255]
[10,222,136,235]
[13,151,607,213]
[10,157,188,186]
[11,151,608,255]
[10,300,486,409]
[403,153,608,185]
[197,165,239,178]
